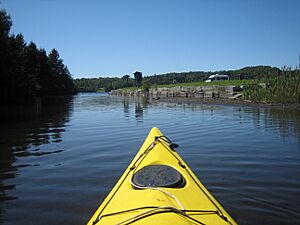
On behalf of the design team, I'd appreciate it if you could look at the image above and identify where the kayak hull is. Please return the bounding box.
[87,127,237,225]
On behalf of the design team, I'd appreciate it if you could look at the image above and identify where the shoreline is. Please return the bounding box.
[153,97,300,110]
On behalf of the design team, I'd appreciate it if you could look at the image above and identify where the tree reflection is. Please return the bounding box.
[123,97,129,118]
[135,99,143,121]
[264,109,300,142]
[122,96,149,122]
[0,96,74,223]
[248,107,300,143]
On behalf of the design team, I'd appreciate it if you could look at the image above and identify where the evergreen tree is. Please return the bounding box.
[122,75,130,87]
[48,48,75,94]
[0,9,12,101]
[22,42,41,96]
[0,8,76,104]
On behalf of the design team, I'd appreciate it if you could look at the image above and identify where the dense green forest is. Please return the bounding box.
[0,9,76,104]
[74,66,281,92]
[74,77,129,92]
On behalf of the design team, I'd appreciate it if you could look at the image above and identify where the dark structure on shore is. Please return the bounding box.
[134,71,143,87]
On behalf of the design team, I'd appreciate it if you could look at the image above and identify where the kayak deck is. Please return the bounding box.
[87,127,237,225]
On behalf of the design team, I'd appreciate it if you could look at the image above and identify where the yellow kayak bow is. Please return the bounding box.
[87,127,237,225]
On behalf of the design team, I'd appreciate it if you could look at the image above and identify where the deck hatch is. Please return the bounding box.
[132,164,185,188]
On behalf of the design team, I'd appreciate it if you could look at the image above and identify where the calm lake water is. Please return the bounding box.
[1,93,300,225]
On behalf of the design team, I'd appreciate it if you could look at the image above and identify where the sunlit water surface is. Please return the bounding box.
[0,93,300,225]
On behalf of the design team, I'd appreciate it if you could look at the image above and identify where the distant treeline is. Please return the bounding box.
[74,77,124,92]
[0,9,76,104]
[74,66,281,92]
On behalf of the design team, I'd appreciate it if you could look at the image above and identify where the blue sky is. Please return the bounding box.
[2,0,300,78]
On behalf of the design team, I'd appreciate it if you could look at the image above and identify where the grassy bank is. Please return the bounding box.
[243,69,300,104]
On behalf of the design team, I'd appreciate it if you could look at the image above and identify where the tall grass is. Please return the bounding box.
[243,69,300,103]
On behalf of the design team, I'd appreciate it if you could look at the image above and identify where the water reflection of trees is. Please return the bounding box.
[135,100,143,121]
[123,97,129,118]
[147,100,300,143]
[249,108,300,142]
[0,96,73,223]
[122,96,148,122]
